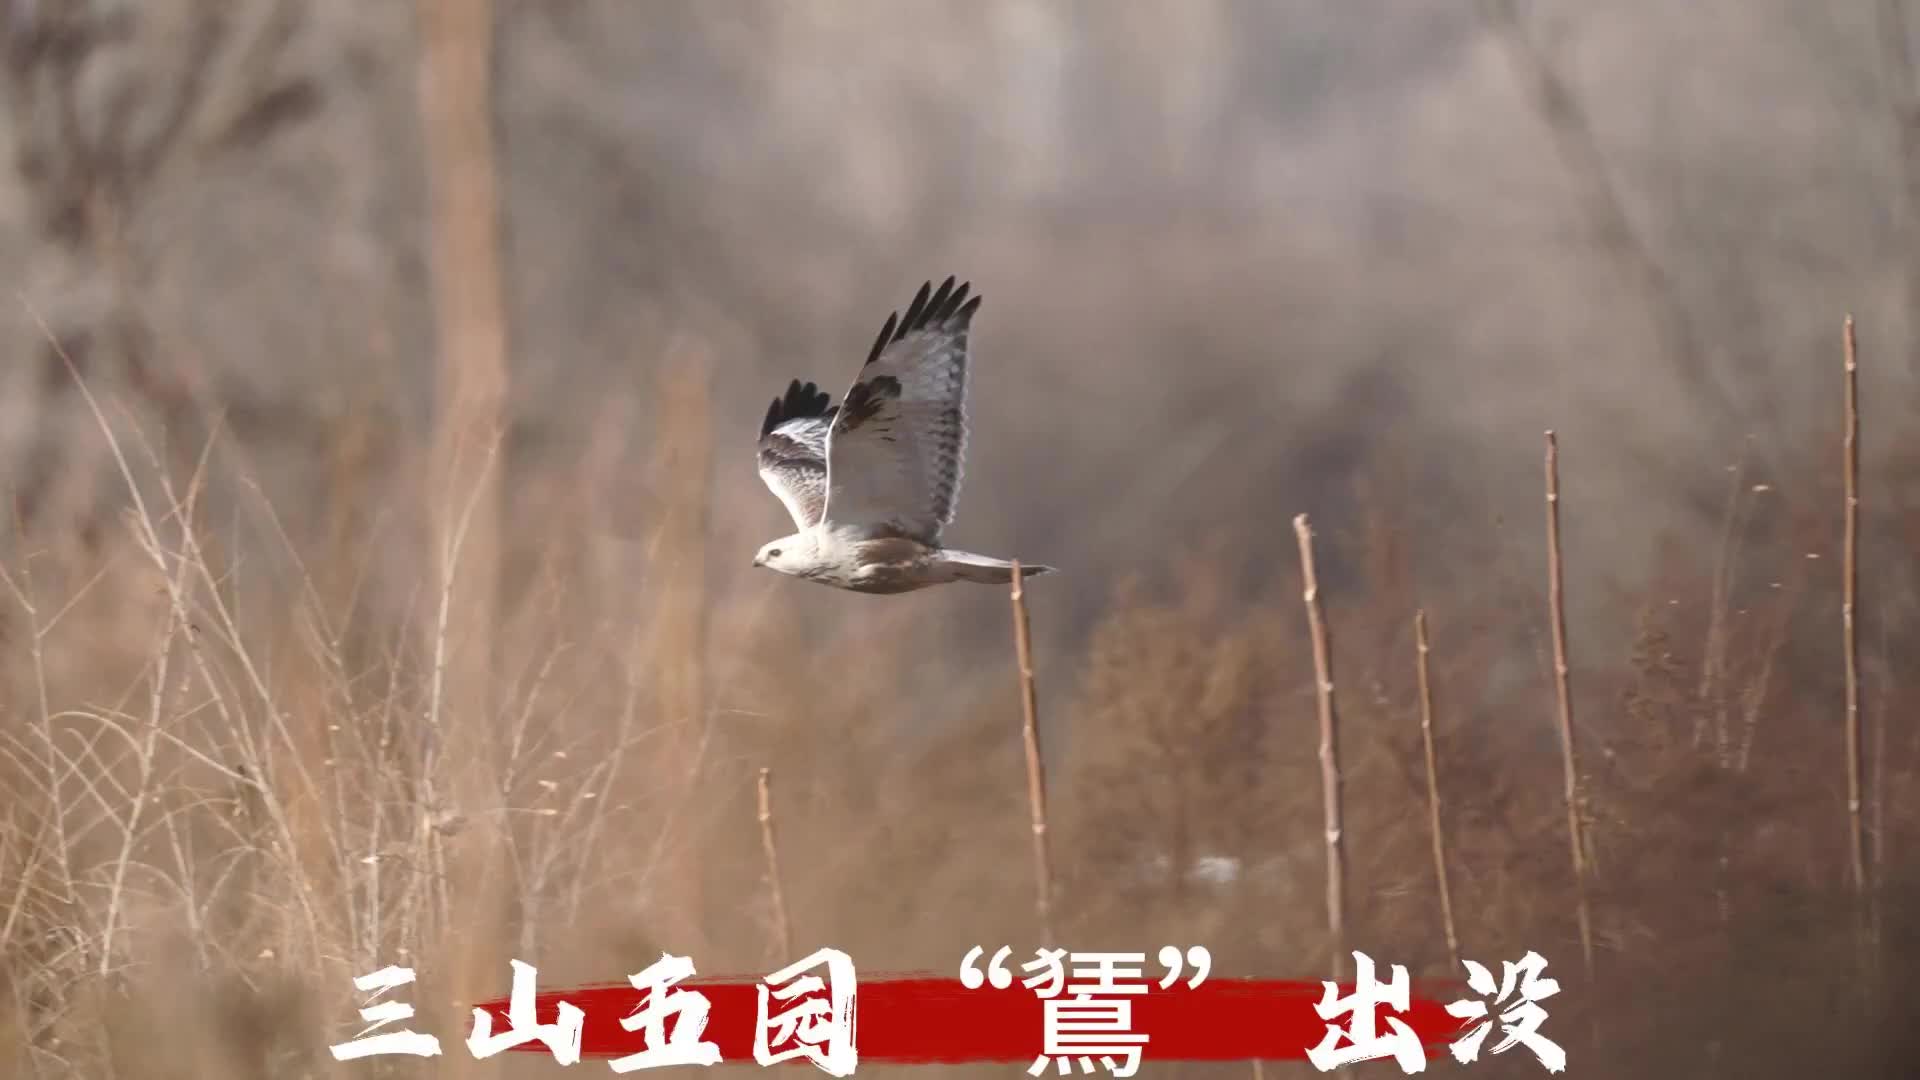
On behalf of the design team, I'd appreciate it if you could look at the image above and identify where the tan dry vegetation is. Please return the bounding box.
[0,351,1915,1079]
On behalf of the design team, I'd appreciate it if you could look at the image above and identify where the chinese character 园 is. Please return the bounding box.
[1305,951,1425,1075]
[755,947,858,1076]
[1446,951,1565,1073]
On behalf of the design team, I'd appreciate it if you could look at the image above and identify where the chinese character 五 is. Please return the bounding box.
[609,953,723,1073]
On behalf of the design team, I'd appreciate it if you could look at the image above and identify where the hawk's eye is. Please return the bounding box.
[768,549,782,559]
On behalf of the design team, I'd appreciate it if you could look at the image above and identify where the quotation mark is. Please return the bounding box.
[959,946,1015,989]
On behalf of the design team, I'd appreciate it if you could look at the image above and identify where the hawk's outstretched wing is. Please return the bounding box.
[758,379,836,530]
[823,276,980,544]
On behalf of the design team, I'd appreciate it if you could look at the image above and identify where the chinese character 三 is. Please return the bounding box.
[329,965,443,1061]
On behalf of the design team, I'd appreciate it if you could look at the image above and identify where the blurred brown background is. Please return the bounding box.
[0,1,1916,1077]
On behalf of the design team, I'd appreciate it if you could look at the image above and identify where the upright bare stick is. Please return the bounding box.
[1010,561,1055,945]
[1544,432,1595,978]
[1293,515,1346,983]
[1414,611,1461,970]
[757,767,794,961]
[1841,317,1867,897]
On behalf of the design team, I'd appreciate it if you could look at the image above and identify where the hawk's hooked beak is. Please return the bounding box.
[751,553,762,568]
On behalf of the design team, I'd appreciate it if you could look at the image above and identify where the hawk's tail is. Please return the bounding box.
[936,550,1058,585]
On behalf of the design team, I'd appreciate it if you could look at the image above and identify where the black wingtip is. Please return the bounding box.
[761,378,834,438]
[864,275,983,367]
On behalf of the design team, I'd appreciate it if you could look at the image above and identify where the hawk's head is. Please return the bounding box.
[752,533,821,577]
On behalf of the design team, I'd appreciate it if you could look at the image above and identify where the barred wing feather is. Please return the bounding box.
[823,276,980,544]
[757,379,836,530]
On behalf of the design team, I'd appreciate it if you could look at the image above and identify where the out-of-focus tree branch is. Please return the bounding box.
[0,0,321,533]
[2,0,314,252]
[413,0,510,1066]
[1478,0,1732,431]
[1877,0,1920,386]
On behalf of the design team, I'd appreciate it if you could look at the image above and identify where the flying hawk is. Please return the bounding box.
[752,276,1056,594]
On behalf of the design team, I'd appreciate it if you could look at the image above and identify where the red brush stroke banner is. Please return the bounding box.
[474,973,1465,1064]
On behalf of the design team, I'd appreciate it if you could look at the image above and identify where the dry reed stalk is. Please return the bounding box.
[1841,317,1876,986]
[1292,515,1346,983]
[1010,560,1055,946]
[1414,610,1460,970]
[1842,317,1866,899]
[1544,432,1595,978]
[757,768,794,961]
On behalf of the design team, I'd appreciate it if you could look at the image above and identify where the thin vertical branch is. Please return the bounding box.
[1544,431,1595,978]
[1414,610,1460,971]
[1293,515,1346,984]
[1842,317,1866,898]
[1699,452,1749,759]
[1735,559,1802,775]
[1010,560,1055,946]
[1870,619,1889,962]
[756,767,794,961]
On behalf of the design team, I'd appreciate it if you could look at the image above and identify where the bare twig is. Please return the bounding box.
[1544,432,1595,978]
[1842,317,1866,898]
[1293,515,1345,983]
[1699,451,1752,762]
[1414,610,1460,971]
[756,767,793,961]
[1870,616,1889,964]
[1010,560,1055,946]
[1737,552,1804,773]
